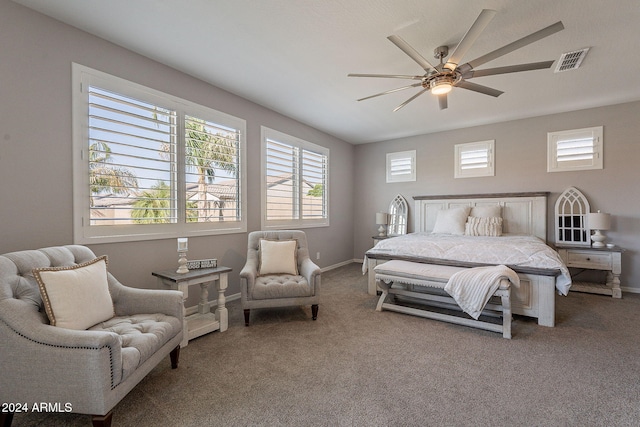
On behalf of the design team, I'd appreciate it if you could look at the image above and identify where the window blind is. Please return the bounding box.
[262,127,329,227]
[184,115,242,223]
[460,147,490,170]
[88,86,177,225]
[547,126,603,172]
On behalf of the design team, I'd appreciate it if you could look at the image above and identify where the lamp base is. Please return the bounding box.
[177,251,189,274]
[378,225,386,237]
[591,230,606,248]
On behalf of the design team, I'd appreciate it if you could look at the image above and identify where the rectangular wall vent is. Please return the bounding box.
[555,48,590,73]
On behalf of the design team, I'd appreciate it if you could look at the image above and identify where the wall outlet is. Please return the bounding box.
[316,252,320,260]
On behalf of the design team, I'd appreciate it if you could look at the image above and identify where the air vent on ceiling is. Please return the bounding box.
[555,48,590,73]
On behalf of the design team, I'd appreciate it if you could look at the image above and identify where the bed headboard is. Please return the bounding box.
[414,192,549,241]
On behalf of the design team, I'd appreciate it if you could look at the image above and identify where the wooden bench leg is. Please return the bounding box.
[375,279,390,311]
[244,309,250,326]
[311,304,318,320]
[501,291,512,339]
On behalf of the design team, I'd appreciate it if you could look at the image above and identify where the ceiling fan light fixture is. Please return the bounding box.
[430,78,453,95]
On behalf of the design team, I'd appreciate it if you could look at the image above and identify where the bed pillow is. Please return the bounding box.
[33,256,115,330]
[465,216,503,237]
[470,204,502,218]
[258,239,298,275]
[432,206,471,235]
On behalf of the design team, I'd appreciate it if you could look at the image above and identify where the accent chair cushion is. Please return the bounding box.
[432,206,471,235]
[259,239,298,276]
[33,256,115,330]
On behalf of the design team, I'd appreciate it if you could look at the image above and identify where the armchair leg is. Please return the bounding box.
[92,410,113,427]
[244,309,250,326]
[170,345,180,369]
[312,304,318,320]
[1,412,14,427]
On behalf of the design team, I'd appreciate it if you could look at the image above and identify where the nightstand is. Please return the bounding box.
[557,246,624,298]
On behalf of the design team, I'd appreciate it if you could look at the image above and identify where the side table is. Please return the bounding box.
[152,266,231,347]
[557,246,624,298]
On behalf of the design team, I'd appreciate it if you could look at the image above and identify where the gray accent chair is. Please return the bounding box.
[0,245,183,427]
[239,230,321,326]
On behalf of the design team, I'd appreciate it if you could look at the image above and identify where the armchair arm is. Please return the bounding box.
[299,257,321,293]
[239,258,258,287]
[0,299,125,405]
[108,275,183,318]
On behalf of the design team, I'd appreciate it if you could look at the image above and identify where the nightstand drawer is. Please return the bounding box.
[566,251,612,269]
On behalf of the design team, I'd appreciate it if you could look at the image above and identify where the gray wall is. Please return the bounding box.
[354,101,640,292]
[0,0,355,301]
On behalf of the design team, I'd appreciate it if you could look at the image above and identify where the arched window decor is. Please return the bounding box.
[555,187,590,246]
[388,194,408,236]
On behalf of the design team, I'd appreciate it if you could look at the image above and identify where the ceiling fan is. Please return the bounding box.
[348,9,564,111]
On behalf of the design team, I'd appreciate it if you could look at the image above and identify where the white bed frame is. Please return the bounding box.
[366,192,561,327]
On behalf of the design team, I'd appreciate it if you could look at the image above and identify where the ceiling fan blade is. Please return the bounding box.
[438,94,448,110]
[387,35,437,73]
[464,60,554,78]
[357,83,423,101]
[456,80,504,97]
[348,73,424,80]
[464,21,564,70]
[393,88,429,112]
[444,9,496,71]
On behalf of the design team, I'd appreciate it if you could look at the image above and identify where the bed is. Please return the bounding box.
[364,192,571,327]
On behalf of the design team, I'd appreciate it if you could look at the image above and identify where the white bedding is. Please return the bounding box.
[365,233,571,295]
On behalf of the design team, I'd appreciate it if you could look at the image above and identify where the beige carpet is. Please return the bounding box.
[12,263,640,426]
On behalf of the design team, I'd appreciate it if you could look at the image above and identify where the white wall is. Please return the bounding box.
[0,0,355,301]
[354,101,640,293]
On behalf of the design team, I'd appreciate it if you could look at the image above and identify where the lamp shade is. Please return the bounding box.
[376,212,388,225]
[587,211,611,231]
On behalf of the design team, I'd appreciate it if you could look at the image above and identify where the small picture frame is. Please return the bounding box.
[186,259,218,270]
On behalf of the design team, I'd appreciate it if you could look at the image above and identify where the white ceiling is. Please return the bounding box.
[13,0,640,144]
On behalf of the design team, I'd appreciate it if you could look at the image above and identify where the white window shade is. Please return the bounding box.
[386,150,416,183]
[548,126,603,172]
[73,63,246,243]
[455,140,494,178]
[261,127,329,229]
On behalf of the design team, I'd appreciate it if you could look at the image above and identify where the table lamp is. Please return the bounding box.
[376,212,388,237]
[587,211,611,248]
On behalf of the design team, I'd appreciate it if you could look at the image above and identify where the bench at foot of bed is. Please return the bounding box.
[374,261,513,339]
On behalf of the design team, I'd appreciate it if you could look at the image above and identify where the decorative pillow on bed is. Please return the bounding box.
[258,239,299,276]
[33,256,115,330]
[432,206,471,235]
[465,216,503,237]
[470,204,502,218]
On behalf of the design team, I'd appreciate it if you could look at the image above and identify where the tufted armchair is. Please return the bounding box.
[0,245,183,427]
[239,230,321,326]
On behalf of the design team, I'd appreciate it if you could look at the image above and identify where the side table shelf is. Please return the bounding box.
[153,266,231,347]
[557,246,624,298]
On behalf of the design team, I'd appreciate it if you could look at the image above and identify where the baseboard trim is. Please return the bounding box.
[321,259,360,272]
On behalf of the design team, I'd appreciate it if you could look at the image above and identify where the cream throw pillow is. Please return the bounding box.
[465,216,503,236]
[33,256,115,330]
[259,239,298,275]
[432,206,471,235]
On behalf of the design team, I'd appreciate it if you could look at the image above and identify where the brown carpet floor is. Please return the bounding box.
[11,262,640,426]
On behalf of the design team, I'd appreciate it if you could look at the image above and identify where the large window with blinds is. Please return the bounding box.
[261,127,329,228]
[547,126,603,172]
[72,64,246,243]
